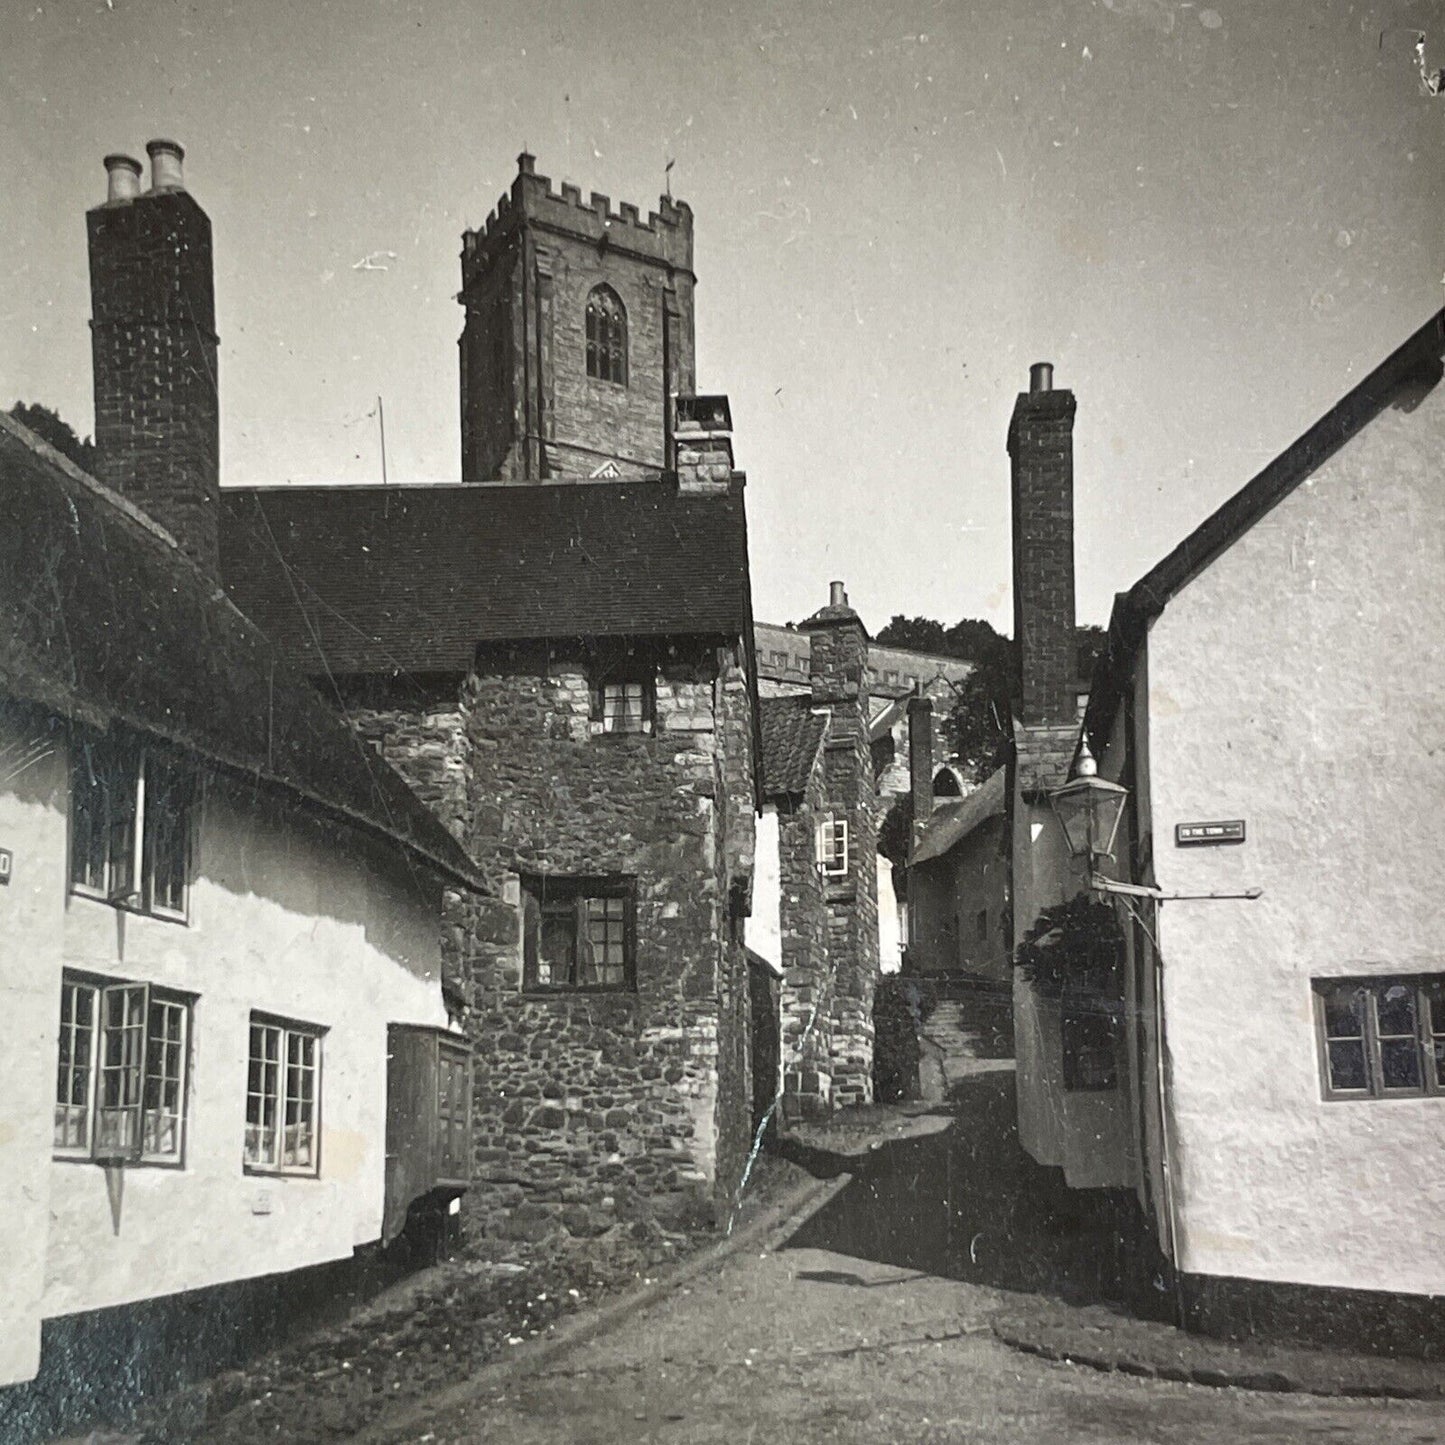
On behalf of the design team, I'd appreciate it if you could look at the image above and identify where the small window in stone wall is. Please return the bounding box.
[523,876,636,992]
[817,814,849,877]
[592,675,654,735]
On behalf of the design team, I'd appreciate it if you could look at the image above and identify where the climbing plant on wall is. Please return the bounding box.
[1012,894,1124,1002]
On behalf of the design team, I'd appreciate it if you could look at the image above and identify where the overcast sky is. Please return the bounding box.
[4,0,1444,632]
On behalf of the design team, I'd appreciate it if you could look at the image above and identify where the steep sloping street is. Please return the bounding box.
[354,997,1445,1443]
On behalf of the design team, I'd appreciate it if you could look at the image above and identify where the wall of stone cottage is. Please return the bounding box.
[822,727,880,1109]
[344,644,753,1239]
[776,770,833,1122]
[803,616,880,1111]
[712,651,758,1208]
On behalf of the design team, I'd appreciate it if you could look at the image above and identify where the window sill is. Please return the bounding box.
[67,887,190,926]
[53,1153,186,1170]
[1320,1089,1444,1104]
[521,985,637,999]
[243,1165,322,1180]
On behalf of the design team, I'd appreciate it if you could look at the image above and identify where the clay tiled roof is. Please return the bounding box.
[0,413,483,892]
[759,695,826,798]
[219,479,753,675]
[911,766,1007,866]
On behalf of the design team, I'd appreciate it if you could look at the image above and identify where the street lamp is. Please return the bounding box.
[1048,738,1128,863]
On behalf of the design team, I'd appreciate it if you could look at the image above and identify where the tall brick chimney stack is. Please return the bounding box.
[87,140,219,572]
[1008,361,1077,728]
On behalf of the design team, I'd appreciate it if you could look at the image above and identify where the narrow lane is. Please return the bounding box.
[379,990,1445,1443]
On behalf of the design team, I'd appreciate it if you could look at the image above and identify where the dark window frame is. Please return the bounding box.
[521,875,638,994]
[1313,975,1445,1101]
[591,671,656,737]
[1061,991,1121,1092]
[585,285,627,386]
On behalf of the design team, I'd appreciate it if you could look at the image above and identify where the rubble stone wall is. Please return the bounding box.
[342,641,754,1241]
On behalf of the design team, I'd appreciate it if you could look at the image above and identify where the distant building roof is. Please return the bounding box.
[759,695,826,798]
[1086,308,1445,749]
[0,414,483,892]
[911,766,1007,866]
[753,620,974,700]
[220,479,753,675]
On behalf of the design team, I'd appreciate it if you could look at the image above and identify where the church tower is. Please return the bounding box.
[459,154,697,482]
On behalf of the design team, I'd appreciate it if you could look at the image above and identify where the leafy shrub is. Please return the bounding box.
[1013,895,1124,1001]
[872,975,939,1103]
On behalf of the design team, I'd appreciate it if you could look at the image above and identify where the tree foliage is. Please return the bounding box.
[1013,894,1124,1002]
[877,613,1110,788]
[877,793,913,870]
[7,402,96,472]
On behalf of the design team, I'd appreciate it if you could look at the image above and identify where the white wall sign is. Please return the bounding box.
[1176,820,1246,846]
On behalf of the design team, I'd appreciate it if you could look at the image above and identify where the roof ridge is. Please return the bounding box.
[0,410,189,557]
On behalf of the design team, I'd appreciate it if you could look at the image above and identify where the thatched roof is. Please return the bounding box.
[0,412,483,892]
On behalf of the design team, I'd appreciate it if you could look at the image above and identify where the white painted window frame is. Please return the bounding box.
[244,1015,325,1177]
[817,813,849,877]
[53,971,192,1167]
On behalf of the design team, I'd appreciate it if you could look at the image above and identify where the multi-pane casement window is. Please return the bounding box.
[585,285,627,385]
[817,813,849,877]
[1314,975,1445,1100]
[54,974,191,1165]
[71,734,193,921]
[593,675,655,736]
[522,876,636,991]
[245,1015,324,1175]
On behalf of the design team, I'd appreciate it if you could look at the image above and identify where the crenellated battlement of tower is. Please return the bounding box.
[461,153,693,284]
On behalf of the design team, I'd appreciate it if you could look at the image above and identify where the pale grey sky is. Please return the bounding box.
[3,0,1443,631]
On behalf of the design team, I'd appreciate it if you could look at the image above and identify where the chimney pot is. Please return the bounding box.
[146,138,185,191]
[103,153,143,204]
[829,581,847,608]
[1029,362,1054,394]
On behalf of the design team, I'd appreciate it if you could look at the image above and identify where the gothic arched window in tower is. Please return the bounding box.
[585,286,627,386]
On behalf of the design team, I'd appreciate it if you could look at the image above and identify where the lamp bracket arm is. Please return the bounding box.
[1089,874,1263,903]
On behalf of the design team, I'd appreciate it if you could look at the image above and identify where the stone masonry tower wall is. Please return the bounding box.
[87,142,219,572]
[459,154,696,482]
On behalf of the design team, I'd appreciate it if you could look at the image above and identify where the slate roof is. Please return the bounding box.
[1086,307,1445,748]
[759,695,826,798]
[911,766,1007,866]
[219,479,753,675]
[0,413,483,892]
